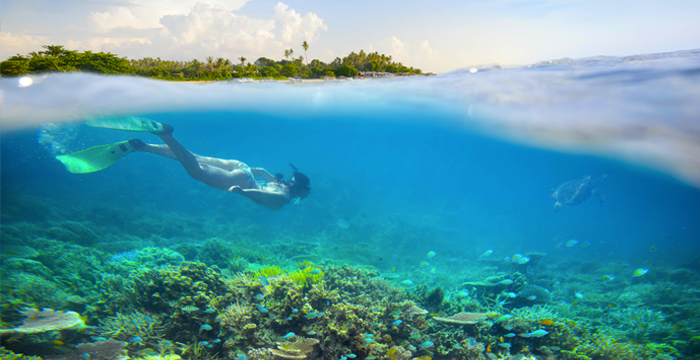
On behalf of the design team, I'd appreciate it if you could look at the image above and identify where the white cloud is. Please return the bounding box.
[273,2,328,44]
[87,0,252,32]
[387,36,409,62]
[89,6,139,32]
[0,32,50,57]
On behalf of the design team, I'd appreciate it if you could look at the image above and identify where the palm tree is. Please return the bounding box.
[215,57,225,70]
[239,57,246,66]
[284,49,290,60]
[288,49,294,61]
[301,41,309,67]
[190,59,202,77]
[206,56,214,69]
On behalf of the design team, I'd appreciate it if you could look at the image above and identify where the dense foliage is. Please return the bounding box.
[0,45,423,80]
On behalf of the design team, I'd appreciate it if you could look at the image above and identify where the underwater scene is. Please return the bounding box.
[2,50,700,360]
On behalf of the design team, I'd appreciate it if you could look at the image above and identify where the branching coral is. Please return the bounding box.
[97,311,164,346]
[217,301,253,330]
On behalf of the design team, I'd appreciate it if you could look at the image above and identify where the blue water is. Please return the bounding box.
[2,49,700,358]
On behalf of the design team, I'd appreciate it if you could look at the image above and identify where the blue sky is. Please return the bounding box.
[2,0,699,72]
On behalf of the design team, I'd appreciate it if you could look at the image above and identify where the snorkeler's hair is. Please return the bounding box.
[289,171,311,198]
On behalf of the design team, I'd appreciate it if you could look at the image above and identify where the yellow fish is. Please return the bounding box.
[540,319,555,326]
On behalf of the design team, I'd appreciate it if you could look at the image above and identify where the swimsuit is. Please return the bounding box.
[237,163,259,189]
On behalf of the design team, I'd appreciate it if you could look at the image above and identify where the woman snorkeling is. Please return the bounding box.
[56,117,310,210]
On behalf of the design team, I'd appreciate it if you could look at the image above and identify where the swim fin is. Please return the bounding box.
[56,140,138,174]
[86,116,165,133]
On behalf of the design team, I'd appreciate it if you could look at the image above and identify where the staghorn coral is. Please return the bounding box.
[0,308,84,334]
[97,311,165,348]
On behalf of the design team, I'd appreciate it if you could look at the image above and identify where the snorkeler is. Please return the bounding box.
[55,117,310,210]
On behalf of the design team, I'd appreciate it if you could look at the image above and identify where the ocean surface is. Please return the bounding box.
[1,49,700,359]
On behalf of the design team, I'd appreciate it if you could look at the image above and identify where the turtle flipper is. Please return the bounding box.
[553,201,563,212]
[593,189,606,207]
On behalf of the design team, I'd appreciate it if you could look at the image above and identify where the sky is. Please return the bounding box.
[1,0,700,73]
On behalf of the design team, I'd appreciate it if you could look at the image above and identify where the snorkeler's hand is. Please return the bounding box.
[228,186,243,194]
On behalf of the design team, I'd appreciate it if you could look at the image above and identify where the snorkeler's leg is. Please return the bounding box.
[154,130,207,180]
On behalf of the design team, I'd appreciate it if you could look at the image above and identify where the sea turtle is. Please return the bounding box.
[551,175,607,212]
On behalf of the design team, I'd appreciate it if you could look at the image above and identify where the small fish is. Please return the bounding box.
[633,268,650,277]
[540,319,555,326]
[291,308,299,313]
[495,314,512,322]
[363,337,373,342]
[346,354,357,359]
[199,341,209,345]
[497,279,514,285]
[419,341,434,348]
[607,303,618,309]
[237,355,247,360]
[365,333,374,337]
[504,333,516,338]
[253,293,265,301]
[308,269,321,275]
[426,251,437,258]
[400,279,415,287]
[516,257,530,265]
[580,241,592,248]
[505,292,517,298]
[519,329,549,337]
[206,344,213,348]
[649,244,658,252]
[498,343,511,348]
[575,292,584,299]
[672,325,684,330]
[304,312,317,319]
[391,319,403,326]
[565,239,579,247]
[306,330,317,335]
[199,324,213,332]
[503,256,511,262]
[258,276,269,286]
[256,305,268,312]
[456,290,469,298]
[479,249,494,259]
[367,357,376,360]
[390,310,401,316]
[599,274,616,282]
[526,295,537,301]
[203,308,216,313]
[129,336,143,344]
[420,261,430,267]
[511,254,523,262]
[282,332,295,339]
[417,356,432,360]
[79,354,90,358]
[285,316,293,320]
[181,305,199,313]
[53,340,65,345]
[91,337,108,342]
[526,265,534,274]
[430,267,437,273]
[212,339,221,343]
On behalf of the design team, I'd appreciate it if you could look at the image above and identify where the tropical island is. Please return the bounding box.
[0,44,427,80]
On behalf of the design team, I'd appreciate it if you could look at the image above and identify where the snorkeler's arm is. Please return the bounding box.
[250,168,277,182]
[228,186,288,210]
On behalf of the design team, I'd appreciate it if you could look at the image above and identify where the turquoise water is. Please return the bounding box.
[1,50,700,359]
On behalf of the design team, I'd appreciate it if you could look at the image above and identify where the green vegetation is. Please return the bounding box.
[1,43,423,80]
